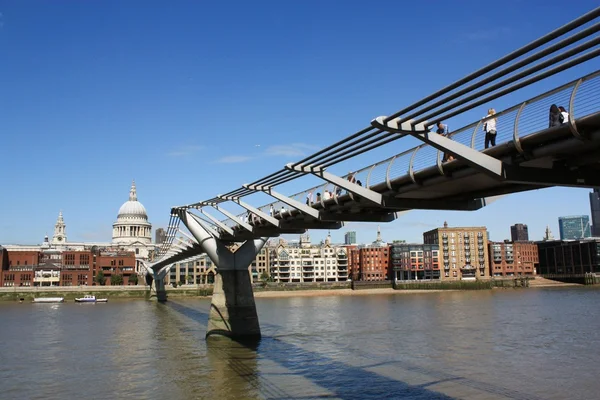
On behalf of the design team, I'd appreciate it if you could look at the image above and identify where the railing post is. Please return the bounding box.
[436,150,445,176]
[568,78,584,139]
[471,120,483,149]
[366,164,377,188]
[408,147,420,184]
[513,101,528,155]
[385,156,397,190]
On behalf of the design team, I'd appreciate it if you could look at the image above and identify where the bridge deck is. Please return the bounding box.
[222,111,600,241]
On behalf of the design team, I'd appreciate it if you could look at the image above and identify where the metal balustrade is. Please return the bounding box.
[211,70,600,234]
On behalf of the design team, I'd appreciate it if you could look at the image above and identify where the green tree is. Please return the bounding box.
[185,275,193,284]
[111,274,124,286]
[260,271,270,282]
[129,274,138,285]
[95,271,106,286]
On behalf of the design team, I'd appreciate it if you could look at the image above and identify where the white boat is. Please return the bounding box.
[32,297,64,303]
[75,295,108,303]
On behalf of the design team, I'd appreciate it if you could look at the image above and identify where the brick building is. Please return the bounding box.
[345,245,359,280]
[343,227,391,281]
[489,241,539,277]
[0,248,136,287]
[95,251,136,285]
[391,243,440,281]
[423,222,490,280]
[1,250,39,287]
[350,246,391,281]
[61,250,94,286]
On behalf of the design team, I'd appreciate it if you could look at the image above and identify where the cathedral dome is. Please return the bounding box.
[113,180,152,245]
[116,181,149,221]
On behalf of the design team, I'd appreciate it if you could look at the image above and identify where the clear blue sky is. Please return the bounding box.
[1,0,599,245]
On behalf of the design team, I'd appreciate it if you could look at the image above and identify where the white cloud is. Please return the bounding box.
[215,155,254,163]
[167,145,204,157]
[264,143,320,157]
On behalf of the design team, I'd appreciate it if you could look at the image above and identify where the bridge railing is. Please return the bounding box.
[211,70,600,233]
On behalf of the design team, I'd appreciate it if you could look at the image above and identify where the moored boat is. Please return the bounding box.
[32,297,64,303]
[75,295,108,303]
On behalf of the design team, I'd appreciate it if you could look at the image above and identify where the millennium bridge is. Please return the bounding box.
[143,7,600,340]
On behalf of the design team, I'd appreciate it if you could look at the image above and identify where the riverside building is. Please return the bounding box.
[0,248,136,287]
[391,243,440,281]
[269,234,348,283]
[348,227,390,281]
[537,239,600,275]
[488,241,539,277]
[423,222,490,280]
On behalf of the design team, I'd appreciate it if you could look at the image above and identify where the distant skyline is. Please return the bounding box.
[1,1,599,245]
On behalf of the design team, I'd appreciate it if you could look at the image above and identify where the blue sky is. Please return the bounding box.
[1,0,599,246]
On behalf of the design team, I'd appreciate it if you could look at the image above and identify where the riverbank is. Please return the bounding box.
[254,288,451,298]
[0,277,587,302]
[0,286,213,302]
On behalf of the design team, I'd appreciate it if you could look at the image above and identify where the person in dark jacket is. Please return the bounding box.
[549,104,561,128]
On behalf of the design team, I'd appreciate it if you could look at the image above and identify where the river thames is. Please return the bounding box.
[1,287,599,400]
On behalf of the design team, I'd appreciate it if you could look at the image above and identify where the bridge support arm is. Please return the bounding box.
[213,205,254,232]
[371,117,505,179]
[199,208,234,236]
[244,184,321,219]
[219,196,280,227]
[285,163,384,206]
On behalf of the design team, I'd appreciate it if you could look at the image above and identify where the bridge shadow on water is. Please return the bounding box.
[164,301,543,400]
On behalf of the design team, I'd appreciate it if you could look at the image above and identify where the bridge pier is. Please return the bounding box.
[152,275,168,302]
[181,210,266,341]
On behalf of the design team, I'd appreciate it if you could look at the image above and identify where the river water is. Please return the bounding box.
[1,288,599,400]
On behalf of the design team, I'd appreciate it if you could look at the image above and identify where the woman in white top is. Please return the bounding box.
[558,106,569,124]
[483,108,497,149]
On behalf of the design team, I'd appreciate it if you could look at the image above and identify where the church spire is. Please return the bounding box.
[129,180,137,201]
[56,210,64,225]
[376,225,382,242]
[52,210,67,244]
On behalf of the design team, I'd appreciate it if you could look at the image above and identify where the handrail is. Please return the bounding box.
[202,69,600,232]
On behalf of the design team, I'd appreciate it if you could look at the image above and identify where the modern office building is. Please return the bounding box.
[344,231,357,245]
[558,215,591,240]
[510,224,529,242]
[590,188,600,237]
[155,228,166,244]
[537,239,600,275]
[391,243,440,281]
[488,241,539,277]
[423,222,490,280]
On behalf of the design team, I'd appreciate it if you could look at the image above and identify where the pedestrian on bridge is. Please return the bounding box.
[549,104,561,128]
[483,108,497,149]
[559,106,570,124]
[436,122,454,162]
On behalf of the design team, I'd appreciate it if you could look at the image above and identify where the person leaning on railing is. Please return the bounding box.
[436,121,454,162]
[549,104,561,128]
